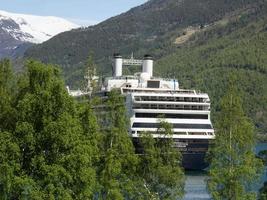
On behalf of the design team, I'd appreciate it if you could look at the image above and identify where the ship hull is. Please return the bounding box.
[132,138,212,170]
[182,152,209,170]
[179,139,210,170]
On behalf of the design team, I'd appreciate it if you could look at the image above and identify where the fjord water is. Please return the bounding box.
[183,143,267,200]
[184,171,211,200]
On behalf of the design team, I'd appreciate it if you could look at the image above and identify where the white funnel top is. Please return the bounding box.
[113,54,122,77]
[142,55,153,77]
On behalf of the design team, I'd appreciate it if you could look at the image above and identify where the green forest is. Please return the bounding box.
[1,59,265,199]
[155,5,267,135]
[0,60,185,199]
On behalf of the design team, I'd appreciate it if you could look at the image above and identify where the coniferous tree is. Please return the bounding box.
[98,90,145,200]
[84,52,98,93]
[139,121,185,200]
[0,59,16,132]
[208,79,264,200]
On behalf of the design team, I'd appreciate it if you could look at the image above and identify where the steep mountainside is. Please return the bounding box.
[24,0,264,81]
[0,10,79,59]
[155,4,267,134]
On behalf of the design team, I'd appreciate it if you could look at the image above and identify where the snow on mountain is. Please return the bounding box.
[0,10,80,43]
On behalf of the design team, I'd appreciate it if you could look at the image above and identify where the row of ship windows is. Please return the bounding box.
[133,134,213,140]
[133,138,211,145]
[133,104,210,110]
[135,113,208,119]
[134,96,208,103]
[132,123,212,129]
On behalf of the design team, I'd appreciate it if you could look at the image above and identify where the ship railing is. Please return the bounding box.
[105,76,138,81]
[122,87,207,95]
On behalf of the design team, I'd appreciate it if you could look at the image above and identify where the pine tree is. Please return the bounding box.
[84,52,98,93]
[208,79,264,200]
[139,121,185,200]
[0,59,16,132]
[98,90,144,200]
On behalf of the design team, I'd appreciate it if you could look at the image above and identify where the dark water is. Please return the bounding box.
[183,143,267,200]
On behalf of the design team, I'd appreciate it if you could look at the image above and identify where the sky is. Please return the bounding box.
[0,0,148,26]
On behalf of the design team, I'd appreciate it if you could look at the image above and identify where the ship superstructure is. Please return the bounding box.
[69,54,215,169]
[101,54,215,169]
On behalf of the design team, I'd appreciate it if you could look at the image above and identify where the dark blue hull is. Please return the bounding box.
[133,138,212,170]
[182,152,209,170]
[178,139,211,170]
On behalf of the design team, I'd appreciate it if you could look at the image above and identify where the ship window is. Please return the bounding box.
[135,113,208,119]
[173,132,186,135]
[159,96,165,101]
[192,98,198,102]
[177,105,183,109]
[159,105,165,109]
[192,106,198,110]
[135,96,141,101]
[132,123,212,129]
[184,105,190,110]
[184,97,189,102]
[147,80,160,88]
[133,105,210,111]
[151,104,157,109]
[150,96,157,101]
[188,132,206,135]
[166,97,173,101]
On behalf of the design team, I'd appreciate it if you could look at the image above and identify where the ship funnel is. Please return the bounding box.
[142,54,153,77]
[113,53,122,77]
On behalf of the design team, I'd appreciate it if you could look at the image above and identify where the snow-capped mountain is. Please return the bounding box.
[0,10,79,43]
[0,10,79,58]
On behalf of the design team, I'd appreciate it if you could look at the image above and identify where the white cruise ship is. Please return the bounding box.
[69,54,215,170]
[102,54,215,169]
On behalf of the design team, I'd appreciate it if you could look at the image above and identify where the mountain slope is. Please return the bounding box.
[0,10,79,58]
[155,4,267,134]
[24,0,264,78]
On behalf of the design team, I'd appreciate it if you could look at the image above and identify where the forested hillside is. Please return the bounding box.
[155,4,267,134]
[23,0,267,134]
[24,0,264,83]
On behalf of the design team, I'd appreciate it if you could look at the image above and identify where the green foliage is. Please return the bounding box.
[0,59,16,131]
[0,60,186,199]
[97,90,144,199]
[139,121,185,199]
[259,182,267,200]
[82,52,98,92]
[208,79,264,200]
[0,60,98,199]
[258,150,267,165]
